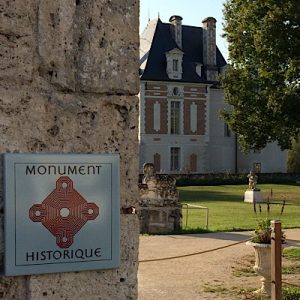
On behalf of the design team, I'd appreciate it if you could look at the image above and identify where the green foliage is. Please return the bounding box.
[176,174,246,186]
[283,287,300,300]
[179,184,300,231]
[251,199,287,243]
[288,138,300,172]
[203,285,228,293]
[175,173,300,186]
[221,0,300,152]
[282,264,300,275]
[283,248,300,260]
[251,219,272,244]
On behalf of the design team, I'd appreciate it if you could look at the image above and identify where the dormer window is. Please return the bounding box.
[166,48,183,80]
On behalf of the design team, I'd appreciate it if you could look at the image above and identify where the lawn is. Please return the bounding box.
[178,184,300,231]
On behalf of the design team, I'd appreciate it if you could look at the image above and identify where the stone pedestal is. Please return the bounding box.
[139,166,182,234]
[139,204,182,234]
[244,190,263,203]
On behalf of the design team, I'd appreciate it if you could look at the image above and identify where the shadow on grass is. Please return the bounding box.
[174,227,212,234]
[179,189,244,203]
[193,231,252,241]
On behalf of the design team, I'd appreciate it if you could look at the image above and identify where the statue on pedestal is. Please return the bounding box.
[244,170,262,203]
[247,170,258,190]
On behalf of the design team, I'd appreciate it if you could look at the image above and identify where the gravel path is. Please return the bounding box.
[138,229,300,300]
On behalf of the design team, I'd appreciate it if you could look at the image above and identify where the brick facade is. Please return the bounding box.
[146,83,167,91]
[196,101,206,135]
[184,99,206,135]
[140,17,287,174]
[184,86,207,93]
[144,83,206,136]
[141,81,207,173]
[144,98,168,134]
[145,91,168,97]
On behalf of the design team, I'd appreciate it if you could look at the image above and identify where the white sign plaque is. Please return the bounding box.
[4,153,120,276]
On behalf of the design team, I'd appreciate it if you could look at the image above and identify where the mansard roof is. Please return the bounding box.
[140,19,227,83]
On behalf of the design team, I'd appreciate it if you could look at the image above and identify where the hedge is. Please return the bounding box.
[139,173,300,186]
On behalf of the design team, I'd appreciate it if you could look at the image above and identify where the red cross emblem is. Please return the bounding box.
[29,176,99,248]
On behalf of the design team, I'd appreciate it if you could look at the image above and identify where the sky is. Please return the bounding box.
[140,0,228,60]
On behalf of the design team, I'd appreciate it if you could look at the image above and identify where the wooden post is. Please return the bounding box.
[205,208,209,230]
[271,220,282,300]
[185,204,189,228]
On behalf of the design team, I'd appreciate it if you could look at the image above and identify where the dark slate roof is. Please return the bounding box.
[140,19,227,83]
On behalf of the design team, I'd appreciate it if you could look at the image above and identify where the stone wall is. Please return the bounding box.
[0,0,139,299]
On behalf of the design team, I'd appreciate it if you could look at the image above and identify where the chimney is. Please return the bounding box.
[202,17,217,81]
[169,15,183,49]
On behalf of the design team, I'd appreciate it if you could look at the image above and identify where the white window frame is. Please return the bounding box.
[168,99,183,135]
[173,59,178,72]
[190,102,197,133]
[170,147,181,172]
[153,101,161,132]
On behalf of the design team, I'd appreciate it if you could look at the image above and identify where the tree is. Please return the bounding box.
[287,138,300,172]
[221,0,300,152]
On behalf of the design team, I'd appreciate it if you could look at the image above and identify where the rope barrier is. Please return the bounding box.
[282,281,300,289]
[286,238,300,247]
[139,238,251,263]
[139,236,300,263]
[286,238,300,243]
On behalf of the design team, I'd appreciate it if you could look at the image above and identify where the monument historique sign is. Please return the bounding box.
[4,153,120,276]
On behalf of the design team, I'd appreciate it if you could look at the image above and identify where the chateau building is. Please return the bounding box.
[139,16,287,174]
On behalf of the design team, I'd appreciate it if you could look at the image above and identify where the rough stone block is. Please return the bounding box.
[0,0,139,297]
[0,0,139,93]
[0,84,139,299]
[37,0,139,93]
[0,0,35,81]
[0,84,140,214]
[139,207,182,234]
